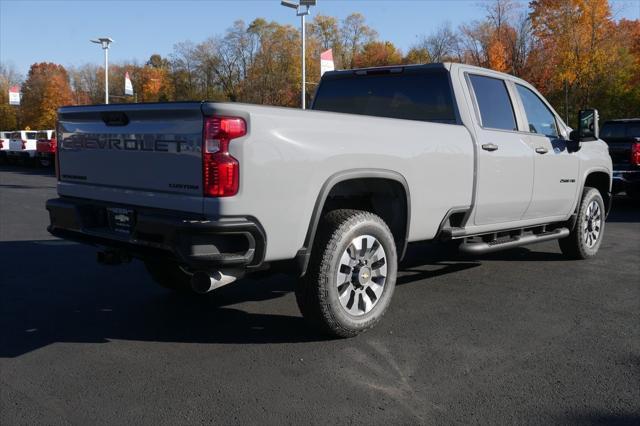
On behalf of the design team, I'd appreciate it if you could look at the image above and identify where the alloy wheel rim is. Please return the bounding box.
[336,235,387,316]
[583,200,602,248]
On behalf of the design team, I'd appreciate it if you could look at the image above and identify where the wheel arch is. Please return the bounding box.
[582,169,612,217]
[296,169,411,277]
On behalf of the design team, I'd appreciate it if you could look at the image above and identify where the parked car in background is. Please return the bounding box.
[0,131,12,162]
[600,118,640,200]
[36,130,57,167]
[7,130,39,163]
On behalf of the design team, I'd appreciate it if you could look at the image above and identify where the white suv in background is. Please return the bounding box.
[8,130,39,161]
[0,131,12,161]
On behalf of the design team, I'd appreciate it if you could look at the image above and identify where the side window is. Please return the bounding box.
[469,74,517,131]
[516,84,558,138]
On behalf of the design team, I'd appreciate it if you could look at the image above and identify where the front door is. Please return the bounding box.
[514,84,579,219]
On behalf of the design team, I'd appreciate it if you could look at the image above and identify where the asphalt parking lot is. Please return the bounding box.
[1,164,638,425]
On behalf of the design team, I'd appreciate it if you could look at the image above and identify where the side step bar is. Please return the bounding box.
[459,228,570,255]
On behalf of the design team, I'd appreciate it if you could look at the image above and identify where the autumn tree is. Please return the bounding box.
[0,63,22,129]
[20,62,73,129]
[70,63,104,104]
[403,47,431,65]
[170,41,200,100]
[353,41,403,68]
[528,0,637,120]
[340,13,378,69]
[413,23,460,63]
[241,19,301,106]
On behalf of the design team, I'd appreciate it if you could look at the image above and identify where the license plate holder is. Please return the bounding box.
[107,207,136,234]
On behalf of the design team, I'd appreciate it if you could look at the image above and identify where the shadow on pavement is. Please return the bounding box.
[607,195,640,223]
[1,239,479,357]
[2,192,636,358]
[0,163,55,177]
[0,240,321,358]
[559,413,640,426]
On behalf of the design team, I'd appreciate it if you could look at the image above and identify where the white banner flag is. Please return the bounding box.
[321,49,335,76]
[124,72,134,96]
[8,86,20,105]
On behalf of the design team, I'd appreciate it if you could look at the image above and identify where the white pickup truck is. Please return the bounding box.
[48,63,612,337]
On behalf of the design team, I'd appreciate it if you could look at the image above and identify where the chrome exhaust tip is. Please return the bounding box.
[190,270,238,294]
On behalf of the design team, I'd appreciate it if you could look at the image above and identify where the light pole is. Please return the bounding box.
[90,37,114,104]
[281,0,316,110]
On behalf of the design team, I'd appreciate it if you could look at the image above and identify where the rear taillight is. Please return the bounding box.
[202,116,246,197]
[631,141,640,167]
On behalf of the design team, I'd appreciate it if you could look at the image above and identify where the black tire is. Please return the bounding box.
[296,209,398,338]
[144,260,193,292]
[39,158,51,168]
[559,187,605,259]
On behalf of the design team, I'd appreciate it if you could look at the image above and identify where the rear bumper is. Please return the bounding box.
[46,197,266,271]
[612,169,640,194]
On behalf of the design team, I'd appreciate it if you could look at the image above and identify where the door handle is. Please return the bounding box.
[535,147,548,154]
[482,143,499,152]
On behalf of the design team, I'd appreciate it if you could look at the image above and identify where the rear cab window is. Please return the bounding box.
[26,132,37,140]
[36,131,49,140]
[312,67,458,124]
[468,74,517,131]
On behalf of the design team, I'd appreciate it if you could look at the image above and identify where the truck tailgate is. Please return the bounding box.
[57,103,204,212]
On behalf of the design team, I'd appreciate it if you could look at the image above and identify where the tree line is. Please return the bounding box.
[0,0,638,130]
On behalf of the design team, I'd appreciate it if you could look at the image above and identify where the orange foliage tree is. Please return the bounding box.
[20,62,74,129]
[354,41,403,68]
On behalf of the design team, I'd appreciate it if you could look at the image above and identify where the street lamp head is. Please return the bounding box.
[280,0,298,9]
[300,0,317,6]
[90,37,114,49]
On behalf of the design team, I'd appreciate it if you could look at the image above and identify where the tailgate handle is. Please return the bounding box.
[101,112,129,126]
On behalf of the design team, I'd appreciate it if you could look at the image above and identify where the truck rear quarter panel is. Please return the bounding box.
[203,103,475,262]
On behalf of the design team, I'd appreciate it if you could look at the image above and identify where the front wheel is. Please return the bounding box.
[559,187,605,259]
[296,209,398,338]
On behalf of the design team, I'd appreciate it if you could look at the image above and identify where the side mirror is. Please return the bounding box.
[570,109,599,142]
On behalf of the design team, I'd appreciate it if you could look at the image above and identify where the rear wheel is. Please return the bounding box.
[144,260,192,292]
[559,187,605,259]
[296,209,398,338]
[39,158,51,168]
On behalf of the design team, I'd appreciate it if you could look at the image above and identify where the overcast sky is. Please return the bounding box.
[1,0,639,77]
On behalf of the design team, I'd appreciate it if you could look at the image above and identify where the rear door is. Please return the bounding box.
[514,83,579,219]
[467,73,534,225]
[57,103,205,213]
